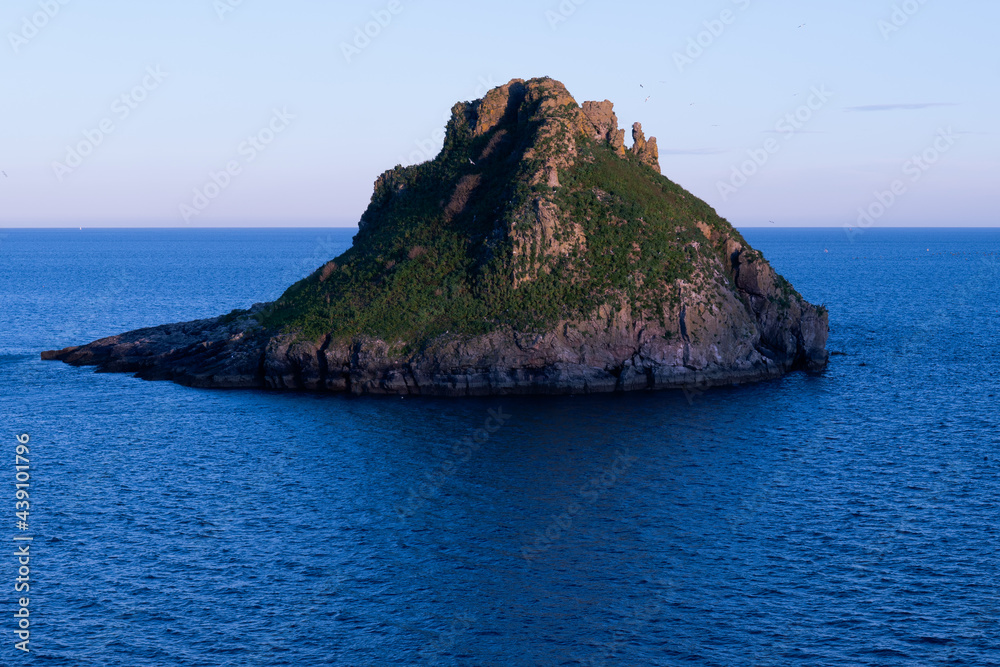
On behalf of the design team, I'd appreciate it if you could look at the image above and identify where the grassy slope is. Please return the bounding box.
[255,108,761,348]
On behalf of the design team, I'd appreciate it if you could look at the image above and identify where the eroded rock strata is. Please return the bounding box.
[43,77,828,396]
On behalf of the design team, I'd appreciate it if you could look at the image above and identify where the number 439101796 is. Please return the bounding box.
[15,435,30,525]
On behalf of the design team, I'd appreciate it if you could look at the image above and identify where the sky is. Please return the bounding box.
[1,0,997,228]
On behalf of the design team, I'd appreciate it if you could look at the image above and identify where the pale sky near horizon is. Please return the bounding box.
[1,0,997,228]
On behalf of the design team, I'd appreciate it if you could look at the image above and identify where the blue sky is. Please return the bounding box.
[1,0,996,227]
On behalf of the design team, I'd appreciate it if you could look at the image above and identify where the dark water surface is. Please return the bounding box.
[1,227,998,666]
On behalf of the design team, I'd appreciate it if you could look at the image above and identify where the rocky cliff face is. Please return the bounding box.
[43,77,829,396]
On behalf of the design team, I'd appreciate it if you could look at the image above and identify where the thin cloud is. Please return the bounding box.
[844,103,958,112]
[659,148,727,156]
[762,130,827,135]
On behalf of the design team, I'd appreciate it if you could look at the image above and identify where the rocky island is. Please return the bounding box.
[43,77,829,396]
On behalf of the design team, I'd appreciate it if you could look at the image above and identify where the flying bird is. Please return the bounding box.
[769,220,776,224]
[2,171,6,177]
[798,23,806,28]
[644,96,651,103]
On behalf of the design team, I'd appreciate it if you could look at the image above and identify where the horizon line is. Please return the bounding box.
[3,225,1000,231]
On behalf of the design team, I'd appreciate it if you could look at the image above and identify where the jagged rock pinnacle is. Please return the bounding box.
[630,122,660,172]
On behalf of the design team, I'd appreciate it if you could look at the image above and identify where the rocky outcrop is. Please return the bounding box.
[43,77,829,396]
[41,306,271,389]
[582,100,626,156]
[470,79,528,138]
[630,122,660,172]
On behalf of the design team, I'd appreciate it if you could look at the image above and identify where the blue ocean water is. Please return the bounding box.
[1,227,998,666]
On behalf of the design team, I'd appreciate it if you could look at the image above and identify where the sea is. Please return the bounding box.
[1,227,998,666]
